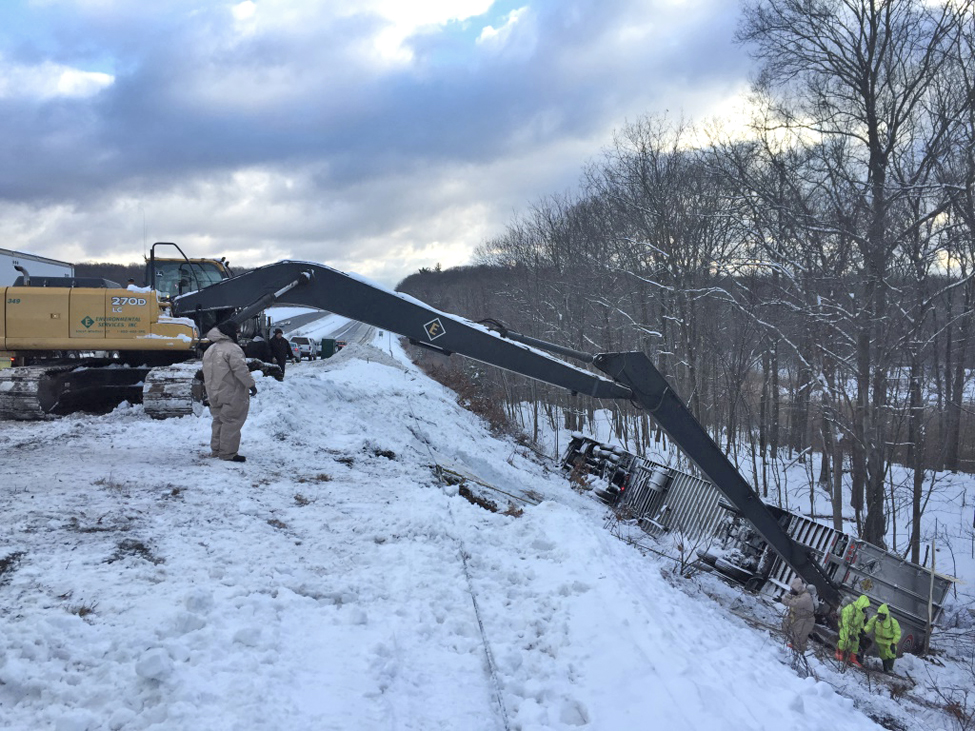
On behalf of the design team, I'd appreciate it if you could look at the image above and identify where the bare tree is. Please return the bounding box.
[737,0,973,546]
[937,8,975,473]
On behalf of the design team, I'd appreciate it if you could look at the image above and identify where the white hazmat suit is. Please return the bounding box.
[202,326,256,461]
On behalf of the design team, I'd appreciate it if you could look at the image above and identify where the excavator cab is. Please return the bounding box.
[146,243,232,300]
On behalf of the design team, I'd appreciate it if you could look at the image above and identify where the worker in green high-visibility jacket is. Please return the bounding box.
[835,594,870,667]
[865,603,902,673]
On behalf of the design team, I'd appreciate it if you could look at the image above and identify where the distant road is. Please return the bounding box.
[325,319,374,345]
[276,310,375,345]
[271,311,328,332]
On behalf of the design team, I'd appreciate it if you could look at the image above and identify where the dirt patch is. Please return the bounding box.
[106,538,164,565]
[0,551,25,587]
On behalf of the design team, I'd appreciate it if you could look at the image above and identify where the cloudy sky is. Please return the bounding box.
[0,0,750,286]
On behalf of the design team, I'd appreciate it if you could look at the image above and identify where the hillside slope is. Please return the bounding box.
[0,335,926,730]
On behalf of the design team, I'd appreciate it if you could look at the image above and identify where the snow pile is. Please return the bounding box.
[0,331,919,730]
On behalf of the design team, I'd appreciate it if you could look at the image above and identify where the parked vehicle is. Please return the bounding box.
[291,336,319,360]
[1,247,74,286]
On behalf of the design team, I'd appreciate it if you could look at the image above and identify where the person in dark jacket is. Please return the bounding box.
[269,328,298,375]
[202,322,257,463]
[244,334,273,363]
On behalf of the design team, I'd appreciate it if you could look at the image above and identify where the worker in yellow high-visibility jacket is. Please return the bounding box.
[865,603,902,673]
[835,594,870,666]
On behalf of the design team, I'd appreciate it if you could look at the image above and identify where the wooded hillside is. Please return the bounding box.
[402,0,975,560]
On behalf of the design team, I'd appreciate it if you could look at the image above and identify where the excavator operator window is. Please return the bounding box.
[153,261,228,298]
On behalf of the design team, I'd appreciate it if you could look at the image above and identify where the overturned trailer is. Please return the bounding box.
[563,433,954,655]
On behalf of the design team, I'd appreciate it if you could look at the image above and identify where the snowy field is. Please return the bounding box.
[0,330,971,730]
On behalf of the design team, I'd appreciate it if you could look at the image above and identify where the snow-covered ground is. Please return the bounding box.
[0,330,970,730]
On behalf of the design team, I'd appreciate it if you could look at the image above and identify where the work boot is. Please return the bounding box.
[231,455,246,463]
[850,654,863,668]
[834,649,844,661]
[882,659,894,673]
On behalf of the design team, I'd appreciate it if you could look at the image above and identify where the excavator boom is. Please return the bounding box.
[174,261,632,402]
[175,260,842,607]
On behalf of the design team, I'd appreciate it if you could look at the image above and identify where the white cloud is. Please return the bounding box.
[176,0,503,111]
[369,0,496,62]
[477,6,529,48]
[231,0,256,21]
[0,56,114,100]
[0,137,588,286]
[56,67,114,96]
[0,0,754,286]
[217,0,497,66]
[230,0,258,37]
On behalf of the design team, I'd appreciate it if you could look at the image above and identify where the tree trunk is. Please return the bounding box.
[946,277,972,471]
[760,344,771,498]
[908,357,925,563]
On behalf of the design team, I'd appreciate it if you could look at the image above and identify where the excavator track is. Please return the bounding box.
[0,363,149,420]
[0,359,276,421]
[141,359,283,419]
[142,362,206,419]
[0,366,67,420]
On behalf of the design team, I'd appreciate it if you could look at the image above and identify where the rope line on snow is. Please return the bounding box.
[435,464,541,507]
[406,397,512,731]
[458,544,512,731]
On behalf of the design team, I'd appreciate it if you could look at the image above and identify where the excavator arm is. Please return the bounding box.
[174,260,842,607]
[175,261,632,401]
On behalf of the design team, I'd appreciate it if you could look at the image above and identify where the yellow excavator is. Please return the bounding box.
[0,243,238,419]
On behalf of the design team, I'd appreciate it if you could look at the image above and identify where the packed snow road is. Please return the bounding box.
[270,309,375,348]
[0,334,884,730]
